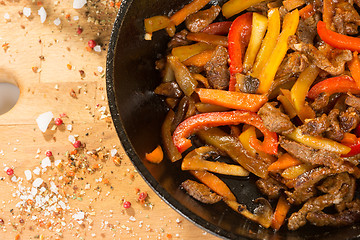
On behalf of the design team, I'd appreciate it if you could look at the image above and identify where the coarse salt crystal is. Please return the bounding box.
[33,178,43,188]
[97,66,103,73]
[41,157,52,168]
[68,135,76,144]
[40,187,46,192]
[30,187,37,196]
[110,149,117,157]
[23,7,31,17]
[73,0,87,9]
[38,7,47,23]
[50,181,58,194]
[67,124,73,131]
[4,13,10,20]
[93,45,101,52]
[33,167,40,175]
[11,176,17,182]
[54,159,62,167]
[36,111,53,132]
[54,17,61,26]
[24,170,32,181]
[129,216,136,222]
[73,16,79,21]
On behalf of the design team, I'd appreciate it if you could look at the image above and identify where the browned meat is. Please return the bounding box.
[247,1,269,15]
[333,2,360,35]
[317,172,351,194]
[288,35,352,76]
[286,186,317,205]
[256,177,287,199]
[311,92,330,111]
[306,207,360,227]
[288,181,350,230]
[185,5,221,33]
[258,103,295,135]
[339,107,360,132]
[275,52,309,78]
[336,175,356,212]
[296,15,319,44]
[154,82,183,98]
[181,180,222,204]
[236,74,260,93]
[280,137,344,168]
[325,109,344,141]
[204,46,229,90]
[167,30,192,50]
[345,94,360,110]
[300,114,329,136]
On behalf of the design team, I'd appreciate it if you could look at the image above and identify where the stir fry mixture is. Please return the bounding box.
[144,0,360,231]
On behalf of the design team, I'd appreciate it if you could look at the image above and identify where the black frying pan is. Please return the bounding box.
[106,0,360,238]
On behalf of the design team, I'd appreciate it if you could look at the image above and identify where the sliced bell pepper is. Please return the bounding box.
[195,88,268,112]
[171,42,215,62]
[172,110,278,155]
[182,49,215,67]
[243,13,268,73]
[281,163,313,179]
[167,56,198,97]
[317,20,360,52]
[145,145,164,163]
[341,132,360,157]
[299,3,315,20]
[307,75,360,99]
[271,196,291,231]
[144,16,171,33]
[228,12,253,91]
[268,153,302,172]
[342,140,360,157]
[222,0,266,19]
[186,32,228,47]
[201,21,232,35]
[252,8,281,79]
[170,0,212,26]
[161,110,182,162]
[195,102,230,113]
[238,126,257,157]
[286,128,351,155]
[322,0,335,30]
[290,64,320,116]
[257,9,299,94]
[349,51,360,88]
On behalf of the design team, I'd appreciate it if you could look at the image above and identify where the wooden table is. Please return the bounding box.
[0,1,219,239]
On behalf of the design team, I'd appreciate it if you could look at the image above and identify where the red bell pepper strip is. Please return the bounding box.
[317,21,360,52]
[342,140,360,157]
[228,12,252,91]
[201,21,233,35]
[307,75,360,99]
[172,110,278,155]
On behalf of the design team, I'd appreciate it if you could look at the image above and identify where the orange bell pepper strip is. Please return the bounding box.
[172,110,278,154]
[257,9,299,94]
[170,0,212,26]
[349,51,360,88]
[144,16,171,33]
[317,21,360,52]
[222,0,266,19]
[271,196,291,231]
[323,0,335,30]
[195,88,268,112]
[145,145,164,164]
[307,75,360,99]
[171,43,214,62]
[268,153,302,172]
[182,49,214,67]
[252,8,280,79]
[190,170,237,201]
[299,4,315,19]
[228,12,253,91]
[201,21,232,35]
[186,32,228,47]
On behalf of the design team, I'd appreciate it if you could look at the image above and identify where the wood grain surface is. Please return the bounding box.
[0,1,220,239]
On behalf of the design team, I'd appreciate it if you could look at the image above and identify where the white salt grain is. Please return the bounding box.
[4,13,10,20]
[41,157,52,168]
[23,7,31,17]
[68,135,76,144]
[33,178,43,188]
[24,170,32,181]
[73,0,87,9]
[38,7,47,23]
[93,45,101,52]
[54,18,61,26]
[33,167,40,175]
[36,111,54,132]
[110,149,117,157]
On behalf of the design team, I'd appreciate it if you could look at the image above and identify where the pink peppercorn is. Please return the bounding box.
[138,192,148,201]
[88,40,96,48]
[73,140,81,148]
[123,201,131,209]
[76,27,83,35]
[45,150,53,157]
[6,168,14,176]
[54,118,63,126]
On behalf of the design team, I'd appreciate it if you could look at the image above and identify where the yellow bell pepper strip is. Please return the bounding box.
[222,0,266,19]
[196,127,271,178]
[268,153,302,172]
[238,126,257,157]
[195,88,268,112]
[317,21,360,52]
[290,64,320,114]
[201,21,233,35]
[186,32,228,47]
[257,9,299,94]
[286,128,351,155]
[277,89,297,119]
[281,164,313,179]
[144,16,171,33]
[190,170,237,201]
[171,42,214,62]
[307,75,360,99]
[228,12,253,91]
[349,51,360,88]
[182,49,214,67]
[172,110,278,155]
[243,13,268,73]
[192,73,210,88]
[252,8,281,79]
[182,146,249,176]
[195,102,230,113]
[170,0,212,26]
[161,110,182,162]
[165,22,176,37]
[167,56,198,97]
